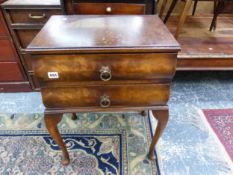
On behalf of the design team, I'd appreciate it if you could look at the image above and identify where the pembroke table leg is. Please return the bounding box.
[44,114,70,165]
[148,109,169,160]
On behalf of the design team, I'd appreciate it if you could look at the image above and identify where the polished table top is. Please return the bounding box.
[27,15,180,53]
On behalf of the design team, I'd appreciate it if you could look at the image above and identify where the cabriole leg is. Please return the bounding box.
[44,113,70,165]
[148,109,169,160]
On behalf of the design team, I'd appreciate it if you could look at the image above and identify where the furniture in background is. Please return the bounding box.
[1,0,63,90]
[159,0,194,38]
[61,0,155,15]
[158,0,200,19]
[192,0,200,15]
[0,0,31,92]
[160,0,223,36]
[158,0,233,70]
[26,15,180,165]
[210,0,221,30]
[209,0,233,31]
[192,0,215,16]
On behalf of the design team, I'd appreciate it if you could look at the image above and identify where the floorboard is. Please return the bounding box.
[166,15,233,70]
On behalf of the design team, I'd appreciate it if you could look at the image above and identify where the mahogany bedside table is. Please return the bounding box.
[26,15,180,165]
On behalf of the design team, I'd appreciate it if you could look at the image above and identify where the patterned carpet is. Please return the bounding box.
[203,109,233,162]
[0,113,159,175]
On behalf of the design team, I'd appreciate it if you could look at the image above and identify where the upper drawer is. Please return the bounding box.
[32,53,177,83]
[72,3,145,14]
[6,9,62,25]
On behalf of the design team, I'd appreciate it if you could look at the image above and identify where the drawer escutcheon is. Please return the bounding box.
[100,66,112,81]
[100,95,111,108]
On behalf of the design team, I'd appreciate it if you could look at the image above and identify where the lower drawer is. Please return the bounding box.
[41,84,170,108]
[0,62,24,81]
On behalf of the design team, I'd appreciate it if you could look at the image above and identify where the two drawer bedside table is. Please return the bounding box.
[26,15,180,165]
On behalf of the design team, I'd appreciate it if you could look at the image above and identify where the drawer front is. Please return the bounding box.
[73,3,145,14]
[0,82,32,92]
[32,53,177,83]
[7,9,62,24]
[0,38,17,61]
[0,62,24,81]
[41,84,170,108]
[0,11,8,36]
[14,29,40,49]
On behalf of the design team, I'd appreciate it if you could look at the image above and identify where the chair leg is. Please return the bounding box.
[209,0,224,31]
[175,0,193,38]
[192,0,199,16]
[159,0,168,19]
[214,0,217,11]
[213,0,218,29]
[164,0,179,23]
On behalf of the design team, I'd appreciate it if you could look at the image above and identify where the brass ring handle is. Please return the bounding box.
[100,95,111,108]
[106,7,112,13]
[100,66,112,81]
[28,13,46,19]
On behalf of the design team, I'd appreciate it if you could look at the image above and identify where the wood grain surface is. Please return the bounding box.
[41,84,170,108]
[27,15,180,52]
[32,53,177,83]
[8,9,61,24]
[166,16,233,70]
[70,3,145,14]
[0,62,24,81]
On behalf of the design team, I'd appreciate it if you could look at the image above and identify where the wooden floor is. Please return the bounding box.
[166,15,233,70]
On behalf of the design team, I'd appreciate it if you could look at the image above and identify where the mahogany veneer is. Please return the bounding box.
[33,53,177,82]
[61,0,155,15]
[1,0,62,90]
[0,62,24,81]
[0,38,17,61]
[0,0,31,92]
[70,2,146,14]
[26,15,180,165]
